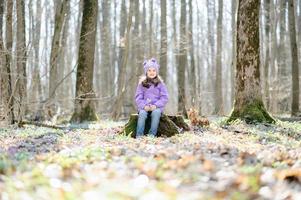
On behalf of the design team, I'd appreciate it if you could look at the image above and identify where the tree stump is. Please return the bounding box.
[120,114,190,138]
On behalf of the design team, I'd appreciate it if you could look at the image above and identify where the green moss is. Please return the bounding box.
[228,100,275,124]
[123,117,137,138]
[70,105,98,123]
[122,115,153,138]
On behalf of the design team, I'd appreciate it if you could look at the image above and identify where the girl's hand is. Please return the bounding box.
[144,105,151,111]
[150,105,157,111]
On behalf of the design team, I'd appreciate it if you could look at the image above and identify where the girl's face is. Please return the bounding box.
[146,67,157,79]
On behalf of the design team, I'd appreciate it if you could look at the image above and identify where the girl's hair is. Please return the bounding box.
[142,76,162,88]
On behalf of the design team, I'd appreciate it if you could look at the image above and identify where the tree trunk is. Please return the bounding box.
[298,0,301,54]
[230,0,237,108]
[15,0,27,122]
[58,0,71,111]
[278,0,288,79]
[117,0,127,70]
[177,0,187,117]
[273,0,288,113]
[206,0,216,114]
[70,0,98,123]
[142,0,147,56]
[0,0,8,122]
[111,0,134,120]
[228,0,274,123]
[215,0,224,114]
[2,0,14,124]
[113,0,127,116]
[172,0,177,63]
[288,0,300,116]
[49,0,69,102]
[100,0,112,106]
[30,0,43,119]
[268,0,277,111]
[196,1,202,114]
[263,0,270,111]
[149,0,154,55]
[188,0,197,109]
[130,0,142,114]
[159,0,167,80]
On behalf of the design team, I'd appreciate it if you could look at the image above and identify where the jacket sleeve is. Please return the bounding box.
[154,83,169,108]
[135,84,146,110]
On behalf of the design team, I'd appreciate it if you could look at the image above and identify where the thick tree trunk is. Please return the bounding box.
[121,114,190,138]
[159,0,167,80]
[111,0,134,120]
[288,0,300,116]
[15,0,27,122]
[177,0,187,117]
[298,0,301,68]
[228,0,274,123]
[215,0,224,114]
[70,0,98,123]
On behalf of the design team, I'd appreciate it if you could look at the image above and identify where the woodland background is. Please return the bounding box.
[0,0,300,125]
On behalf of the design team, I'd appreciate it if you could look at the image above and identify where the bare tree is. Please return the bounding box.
[49,0,70,104]
[230,0,237,107]
[0,0,8,122]
[70,0,98,122]
[215,0,224,114]
[2,0,14,124]
[15,0,27,122]
[188,0,197,108]
[263,0,270,110]
[100,0,112,102]
[268,0,277,111]
[228,0,274,123]
[111,0,134,120]
[288,0,300,116]
[29,0,43,119]
[149,0,154,55]
[160,0,167,79]
[177,0,187,117]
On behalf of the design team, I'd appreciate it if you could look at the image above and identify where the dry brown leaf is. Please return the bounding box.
[177,155,196,168]
[237,152,258,166]
[276,169,301,183]
[203,159,215,171]
[187,108,210,127]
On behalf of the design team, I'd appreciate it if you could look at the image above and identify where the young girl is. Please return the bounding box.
[135,58,169,138]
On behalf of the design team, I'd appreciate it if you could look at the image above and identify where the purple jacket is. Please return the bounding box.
[135,82,169,112]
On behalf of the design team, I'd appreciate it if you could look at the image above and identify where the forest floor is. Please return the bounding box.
[0,118,301,200]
